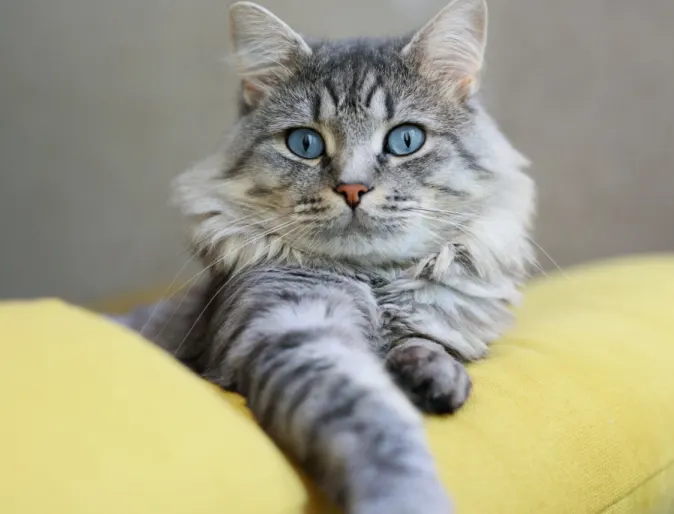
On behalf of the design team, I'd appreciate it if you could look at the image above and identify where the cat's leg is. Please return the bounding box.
[385,338,472,415]
[206,270,453,514]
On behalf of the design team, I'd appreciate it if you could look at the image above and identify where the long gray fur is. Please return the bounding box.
[118,1,536,513]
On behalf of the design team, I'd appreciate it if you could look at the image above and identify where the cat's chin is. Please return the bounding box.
[291,225,439,267]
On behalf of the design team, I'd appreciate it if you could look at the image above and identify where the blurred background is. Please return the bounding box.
[1,0,673,304]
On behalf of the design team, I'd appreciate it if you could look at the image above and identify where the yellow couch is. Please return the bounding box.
[1,256,674,514]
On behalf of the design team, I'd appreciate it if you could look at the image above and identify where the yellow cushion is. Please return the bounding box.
[1,256,674,514]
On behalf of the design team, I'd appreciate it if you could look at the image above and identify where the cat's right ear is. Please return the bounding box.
[402,0,488,102]
[228,2,311,108]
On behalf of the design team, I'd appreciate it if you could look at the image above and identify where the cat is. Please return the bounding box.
[121,1,536,512]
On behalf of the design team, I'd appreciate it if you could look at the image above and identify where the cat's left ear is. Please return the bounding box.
[402,0,487,101]
[229,2,312,108]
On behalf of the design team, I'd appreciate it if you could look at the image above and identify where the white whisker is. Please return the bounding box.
[138,209,276,336]
[410,211,474,236]
[173,221,307,357]
[156,217,300,340]
[527,236,566,277]
[138,253,196,337]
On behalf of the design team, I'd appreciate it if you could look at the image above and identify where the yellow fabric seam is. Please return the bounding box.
[595,458,674,514]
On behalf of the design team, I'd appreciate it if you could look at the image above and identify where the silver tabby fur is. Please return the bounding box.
[128,1,536,513]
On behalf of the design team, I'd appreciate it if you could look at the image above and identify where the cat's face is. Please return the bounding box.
[176,0,534,270]
[227,40,493,262]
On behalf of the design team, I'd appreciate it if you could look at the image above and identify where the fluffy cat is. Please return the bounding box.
[124,1,535,512]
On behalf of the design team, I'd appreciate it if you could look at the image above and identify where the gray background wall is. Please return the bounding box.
[1,0,673,303]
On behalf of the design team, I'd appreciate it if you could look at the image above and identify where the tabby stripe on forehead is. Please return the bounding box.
[364,77,395,120]
[352,68,368,100]
[364,76,383,108]
[323,78,340,109]
[311,92,322,122]
[384,89,395,120]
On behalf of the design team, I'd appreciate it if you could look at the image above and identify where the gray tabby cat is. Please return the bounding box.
[125,1,536,512]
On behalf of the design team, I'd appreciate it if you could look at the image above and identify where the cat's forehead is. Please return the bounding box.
[256,36,466,134]
[306,37,411,88]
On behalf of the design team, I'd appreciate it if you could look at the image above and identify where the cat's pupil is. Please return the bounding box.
[302,134,312,152]
[403,132,411,148]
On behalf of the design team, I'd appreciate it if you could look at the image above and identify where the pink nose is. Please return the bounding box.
[334,183,371,208]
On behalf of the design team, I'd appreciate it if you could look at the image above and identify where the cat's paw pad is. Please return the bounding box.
[386,341,472,415]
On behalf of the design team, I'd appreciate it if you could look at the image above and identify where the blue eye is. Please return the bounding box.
[286,128,325,159]
[385,124,426,156]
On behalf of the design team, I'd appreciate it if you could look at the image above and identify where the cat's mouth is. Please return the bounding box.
[331,207,371,230]
[346,209,369,228]
[329,207,402,236]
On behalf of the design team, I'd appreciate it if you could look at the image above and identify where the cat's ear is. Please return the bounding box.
[228,2,311,107]
[402,0,487,101]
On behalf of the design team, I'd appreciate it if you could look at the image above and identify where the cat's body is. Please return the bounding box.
[124,1,535,512]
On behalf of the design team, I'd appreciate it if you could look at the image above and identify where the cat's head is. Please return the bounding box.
[175,0,535,278]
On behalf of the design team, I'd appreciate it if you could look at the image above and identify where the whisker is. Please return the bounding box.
[412,206,472,217]
[529,259,549,278]
[156,216,299,339]
[411,208,556,279]
[139,252,197,337]
[411,217,447,246]
[138,209,275,336]
[177,216,296,293]
[410,207,483,225]
[173,221,307,357]
[296,222,322,257]
[410,211,474,235]
[527,236,567,277]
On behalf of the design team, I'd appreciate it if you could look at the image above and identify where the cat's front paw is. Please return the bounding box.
[385,339,472,415]
[352,479,454,514]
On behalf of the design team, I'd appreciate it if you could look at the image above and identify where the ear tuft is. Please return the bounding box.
[402,0,488,101]
[228,2,311,107]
